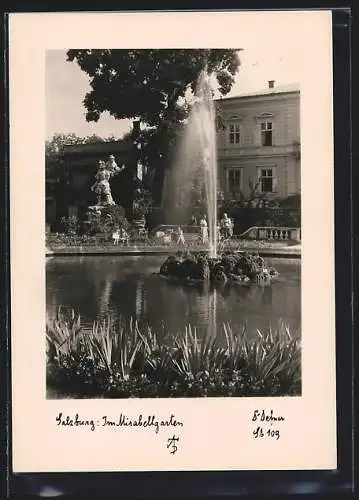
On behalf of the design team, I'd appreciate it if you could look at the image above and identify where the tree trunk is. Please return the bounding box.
[152,160,165,207]
[127,120,141,219]
[152,98,176,207]
[126,173,135,220]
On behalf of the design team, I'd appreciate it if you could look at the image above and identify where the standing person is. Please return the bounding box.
[221,213,233,239]
[176,226,186,246]
[190,214,197,227]
[112,227,120,245]
[119,227,130,246]
[199,215,208,244]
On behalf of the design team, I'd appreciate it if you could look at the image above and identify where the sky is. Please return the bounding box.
[46,43,302,141]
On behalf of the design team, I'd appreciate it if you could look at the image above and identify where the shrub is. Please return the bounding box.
[159,251,277,283]
[46,233,110,247]
[84,205,129,235]
[60,216,81,235]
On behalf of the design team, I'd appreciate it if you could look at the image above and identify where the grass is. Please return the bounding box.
[46,309,301,398]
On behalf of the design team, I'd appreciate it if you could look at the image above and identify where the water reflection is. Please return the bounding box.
[46,256,301,339]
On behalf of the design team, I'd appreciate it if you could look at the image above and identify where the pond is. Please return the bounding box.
[46,255,301,339]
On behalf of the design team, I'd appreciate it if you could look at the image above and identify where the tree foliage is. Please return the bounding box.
[46,132,107,153]
[67,49,240,126]
[67,49,241,204]
[46,132,121,180]
[46,133,103,177]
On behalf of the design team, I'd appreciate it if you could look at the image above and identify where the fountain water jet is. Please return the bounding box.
[160,71,279,289]
[192,71,218,258]
[165,69,218,257]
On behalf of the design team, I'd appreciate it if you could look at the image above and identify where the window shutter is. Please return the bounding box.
[271,120,276,146]
[225,168,230,192]
[228,125,234,145]
[68,206,78,217]
[273,177,278,193]
[255,170,262,193]
[253,123,261,146]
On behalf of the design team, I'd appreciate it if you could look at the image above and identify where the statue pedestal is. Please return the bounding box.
[88,204,107,213]
[84,203,129,238]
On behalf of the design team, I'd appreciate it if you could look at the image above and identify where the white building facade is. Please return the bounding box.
[216,82,301,202]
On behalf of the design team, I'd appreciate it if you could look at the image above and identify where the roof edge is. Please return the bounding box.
[216,83,300,101]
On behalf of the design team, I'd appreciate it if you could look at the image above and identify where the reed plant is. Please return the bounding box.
[172,325,227,378]
[46,307,82,360]
[46,309,301,398]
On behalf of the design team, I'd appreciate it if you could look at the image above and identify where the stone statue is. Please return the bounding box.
[90,155,125,207]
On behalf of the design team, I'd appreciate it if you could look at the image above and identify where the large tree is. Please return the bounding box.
[66,49,241,205]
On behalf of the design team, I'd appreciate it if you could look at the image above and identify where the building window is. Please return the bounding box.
[227,167,242,197]
[229,123,240,144]
[68,206,78,217]
[261,120,273,146]
[257,167,277,193]
[46,198,56,222]
[73,173,89,189]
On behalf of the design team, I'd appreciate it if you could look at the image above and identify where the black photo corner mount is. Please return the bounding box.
[3,7,355,500]
[2,10,11,500]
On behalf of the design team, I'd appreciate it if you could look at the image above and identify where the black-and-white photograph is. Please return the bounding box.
[10,9,339,475]
[45,47,301,400]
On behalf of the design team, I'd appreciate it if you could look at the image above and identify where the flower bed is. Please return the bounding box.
[46,233,108,247]
[46,232,298,251]
[47,310,301,398]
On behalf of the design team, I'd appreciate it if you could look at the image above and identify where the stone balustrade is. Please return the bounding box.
[238,226,301,242]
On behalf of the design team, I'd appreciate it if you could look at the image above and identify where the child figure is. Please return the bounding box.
[176,226,185,246]
[119,227,129,246]
[112,228,120,245]
[163,230,172,245]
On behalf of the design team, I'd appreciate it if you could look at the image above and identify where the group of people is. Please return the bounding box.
[173,213,234,247]
[112,213,233,247]
[112,227,130,245]
[198,213,234,243]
